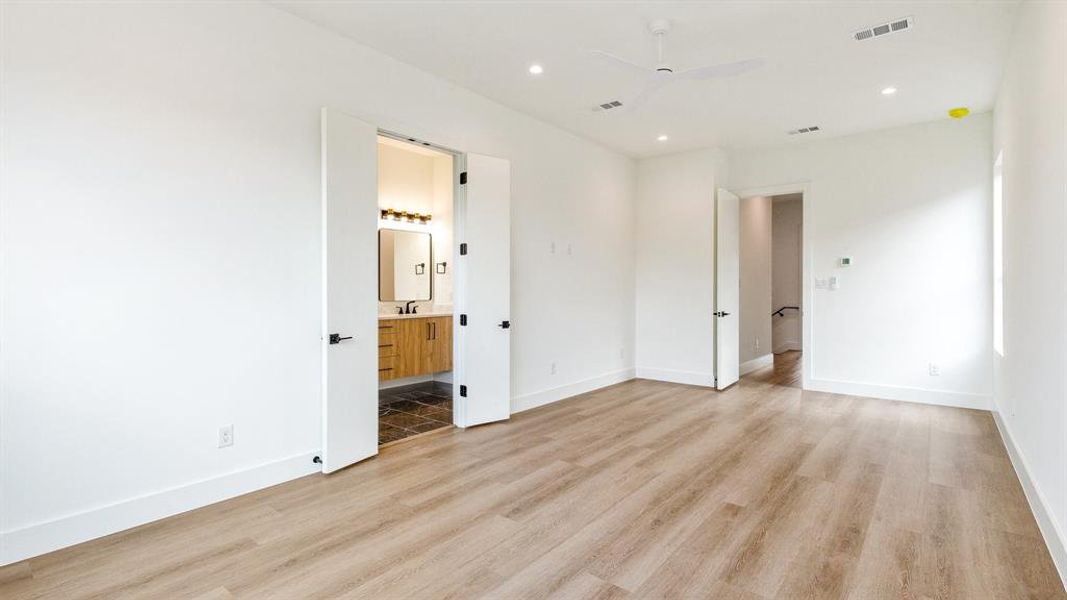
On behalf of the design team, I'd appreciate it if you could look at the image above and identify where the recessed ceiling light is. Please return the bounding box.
[657,134,669,142]
[528,64,544,75]
[881,86,898,96]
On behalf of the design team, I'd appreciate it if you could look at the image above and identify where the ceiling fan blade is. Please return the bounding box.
[588,49,653,78]
[677,58,765,80]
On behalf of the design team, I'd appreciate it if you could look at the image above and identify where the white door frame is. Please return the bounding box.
[734,181,813,390]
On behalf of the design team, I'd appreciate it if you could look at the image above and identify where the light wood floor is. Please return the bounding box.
[2,356,1064,599]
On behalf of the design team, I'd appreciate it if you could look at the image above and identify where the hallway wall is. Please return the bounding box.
[740,195,772,365]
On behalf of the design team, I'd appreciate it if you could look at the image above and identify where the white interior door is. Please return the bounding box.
[715,188,741,389]
[321,108,378,472]
[455,153,511,427]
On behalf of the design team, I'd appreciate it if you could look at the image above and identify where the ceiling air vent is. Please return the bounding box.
[593,100,623,112]
[788,126,821,136]
[854,16,913,41]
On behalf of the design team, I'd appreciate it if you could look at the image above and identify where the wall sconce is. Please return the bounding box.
[435,262,447,274]
[380,208,432,224]
[415,262,426,275]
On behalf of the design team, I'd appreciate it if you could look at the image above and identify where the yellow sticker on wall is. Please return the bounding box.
[948,107,970,119]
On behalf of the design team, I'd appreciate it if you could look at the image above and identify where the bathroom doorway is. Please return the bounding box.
[376,136,457,445]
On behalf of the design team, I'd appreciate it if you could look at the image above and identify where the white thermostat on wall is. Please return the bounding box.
[839,256,853,267]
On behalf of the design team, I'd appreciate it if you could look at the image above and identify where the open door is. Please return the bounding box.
[454,153,511,427]
[321,108,378,472]
[715,188,741,389]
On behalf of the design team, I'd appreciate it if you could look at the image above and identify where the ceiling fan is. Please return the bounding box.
[589,19,765,111]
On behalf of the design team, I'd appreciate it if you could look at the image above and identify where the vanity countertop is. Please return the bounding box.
[378,311,452,321]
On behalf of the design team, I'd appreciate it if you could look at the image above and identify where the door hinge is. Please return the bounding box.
[460,243,467,255]
[460,171,467,185]
[459,385,467,397]
[459,314,467,326]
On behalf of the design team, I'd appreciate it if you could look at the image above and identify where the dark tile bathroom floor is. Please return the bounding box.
[378,381,453,445]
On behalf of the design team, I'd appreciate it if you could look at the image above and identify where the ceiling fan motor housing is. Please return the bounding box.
[649,19,673,73]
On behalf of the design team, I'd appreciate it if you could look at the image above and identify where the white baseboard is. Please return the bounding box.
[635,366,715,387]
[0,451,320,566]
[993,412,1067,589]
[511,368,635,414]
[740,354,774,376]
[773,341,801,353]
[806,377,991,410]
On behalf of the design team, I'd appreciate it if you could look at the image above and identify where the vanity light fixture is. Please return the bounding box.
[380,208,432,224]
[881,86,897,96]
[528,64,544,75]
[657,134,669,142]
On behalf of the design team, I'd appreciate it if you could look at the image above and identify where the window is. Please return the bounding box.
[993,151,1004,356]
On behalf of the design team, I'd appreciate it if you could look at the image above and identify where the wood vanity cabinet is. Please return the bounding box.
[378,316,452,381]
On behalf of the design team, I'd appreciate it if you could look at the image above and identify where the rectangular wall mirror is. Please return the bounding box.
[379,229,432,301]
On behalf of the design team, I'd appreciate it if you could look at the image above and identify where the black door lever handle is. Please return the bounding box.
[499,321,511,329]
[328,333,353,344]
[714,311,731,317]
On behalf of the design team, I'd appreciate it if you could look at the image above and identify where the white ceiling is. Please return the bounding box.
[273,1,1019,158]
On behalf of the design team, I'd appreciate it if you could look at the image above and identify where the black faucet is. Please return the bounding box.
[404,300,416,314]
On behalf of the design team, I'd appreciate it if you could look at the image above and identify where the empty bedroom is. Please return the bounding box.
[1,1,1064,598]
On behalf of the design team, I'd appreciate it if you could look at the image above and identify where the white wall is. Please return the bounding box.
[992,0,1067,583]
[431,155,454,307]
[635,149,728,386]
[0,1,636,564]
[378,142,436,214]
[771,196,803,353]
[739,196,772,365]
[731,116,993,408]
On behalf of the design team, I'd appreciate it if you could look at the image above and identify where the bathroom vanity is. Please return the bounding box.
[378,314,452,381]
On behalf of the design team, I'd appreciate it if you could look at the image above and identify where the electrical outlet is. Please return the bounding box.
[928,363,940,377]
[550,362,557,375]
[566,243,573,256]
[218,425,234,448]
[755,337,760,351]
[550,241,556,254]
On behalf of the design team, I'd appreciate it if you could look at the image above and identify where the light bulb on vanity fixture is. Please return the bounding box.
[380,208,432,224]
